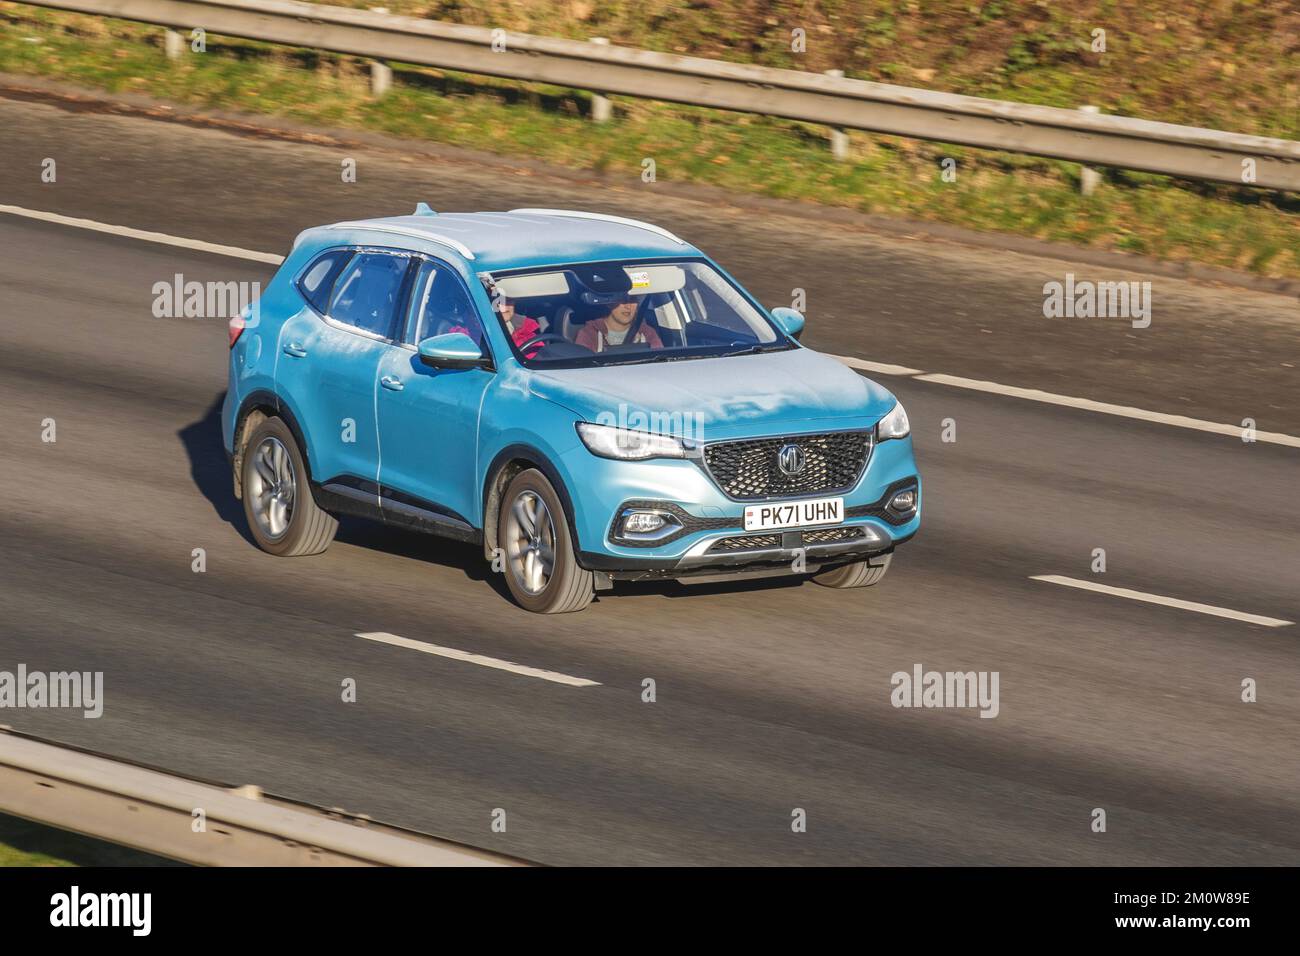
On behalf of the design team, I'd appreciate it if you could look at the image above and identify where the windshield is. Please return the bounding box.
[485,258,790,367]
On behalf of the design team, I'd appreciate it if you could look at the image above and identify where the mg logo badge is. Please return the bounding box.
[777,443,806,476]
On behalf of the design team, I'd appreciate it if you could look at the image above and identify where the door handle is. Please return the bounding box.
[282,342,308,358]
[380,375,404,391]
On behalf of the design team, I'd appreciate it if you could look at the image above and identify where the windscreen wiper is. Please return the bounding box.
[724,343,791,357]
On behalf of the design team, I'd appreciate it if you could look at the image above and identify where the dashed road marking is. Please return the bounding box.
[1030,575,1293,627]
[356,632,601,686]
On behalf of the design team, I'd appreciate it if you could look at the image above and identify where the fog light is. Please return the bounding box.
[623,512,667,534]
[888,490,917,514]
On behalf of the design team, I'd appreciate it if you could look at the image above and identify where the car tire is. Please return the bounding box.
[240,416,338,557]
[498,468,594,613]
[812,553,891,589]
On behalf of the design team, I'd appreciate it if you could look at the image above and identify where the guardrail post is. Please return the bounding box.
[367,8,392,97]
[589,37,612,122]
[371,60,393,97]
[825,70,849,160]
[1079,105,1101,195]
[163,28,184,60]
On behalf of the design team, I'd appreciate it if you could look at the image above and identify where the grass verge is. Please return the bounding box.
[0,4,1296,277]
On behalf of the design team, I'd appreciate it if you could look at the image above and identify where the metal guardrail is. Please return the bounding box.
[0,728,524,865]
[15,0,1300,191]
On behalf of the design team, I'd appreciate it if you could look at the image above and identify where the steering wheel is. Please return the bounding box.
[516,333,570,353]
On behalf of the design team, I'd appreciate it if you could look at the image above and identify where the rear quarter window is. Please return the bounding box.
[297,249,352,314]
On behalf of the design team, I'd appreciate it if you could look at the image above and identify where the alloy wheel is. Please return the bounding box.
[504,490,556,595]
[247,436,296,541]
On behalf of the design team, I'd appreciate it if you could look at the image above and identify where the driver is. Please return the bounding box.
[496,295,544,358]
[575,294,663,352]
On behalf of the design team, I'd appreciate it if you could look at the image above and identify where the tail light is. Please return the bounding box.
[228,313,246,348]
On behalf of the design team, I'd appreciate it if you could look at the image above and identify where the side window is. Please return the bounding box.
[327,252,409,338]
[405,260,485,349]
[297,249,351,314]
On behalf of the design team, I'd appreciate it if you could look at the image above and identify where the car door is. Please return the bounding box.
[375,257,494,532]
[276,248,413,493]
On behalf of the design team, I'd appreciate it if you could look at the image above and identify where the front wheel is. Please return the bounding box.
[812,553,891,589]
[497,469,594,613]
[240,416,338,557]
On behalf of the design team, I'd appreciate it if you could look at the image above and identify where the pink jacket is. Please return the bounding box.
[575,318,663,353]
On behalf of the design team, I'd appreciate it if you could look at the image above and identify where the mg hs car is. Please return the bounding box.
[223,207,921,612]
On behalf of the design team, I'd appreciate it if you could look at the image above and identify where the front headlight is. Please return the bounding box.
[576,422,687,460]
[876,402,910,441]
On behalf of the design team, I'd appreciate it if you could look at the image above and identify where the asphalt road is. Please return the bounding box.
[0,94,1297,865]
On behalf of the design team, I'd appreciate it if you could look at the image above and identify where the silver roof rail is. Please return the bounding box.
[508,208,686,245]
[325,221,476,260]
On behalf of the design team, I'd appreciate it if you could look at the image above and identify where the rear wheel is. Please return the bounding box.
[240,417,337,557]
[498,469,593,613]
[812,553,891,589]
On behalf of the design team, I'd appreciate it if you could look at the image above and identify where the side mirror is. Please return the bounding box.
[770,307,805,341]
[418,332,485,369]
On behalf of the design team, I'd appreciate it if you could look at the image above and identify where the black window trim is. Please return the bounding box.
[294,246,352,319]
[396,252,497,371]
[295,245,417,344]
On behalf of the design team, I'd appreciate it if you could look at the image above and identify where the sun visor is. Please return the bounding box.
[494,272,570,299]
[624,265,686,294]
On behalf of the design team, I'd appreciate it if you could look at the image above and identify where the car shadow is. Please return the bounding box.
[619,574,809,600]
[333,518,512,599]
[178,393,256,546]
[178,392,511,597]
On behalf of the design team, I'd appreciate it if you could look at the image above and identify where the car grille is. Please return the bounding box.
[707,534,781,553]
[801,526,865,545]
[702,431,872,500]
[705,527,865,555]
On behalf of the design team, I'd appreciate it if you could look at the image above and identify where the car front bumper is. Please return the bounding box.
[577,493,916,580]
[560,432,921,579]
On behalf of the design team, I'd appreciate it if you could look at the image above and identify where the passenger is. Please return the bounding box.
[496,295,544,357]
[575,294,663,352]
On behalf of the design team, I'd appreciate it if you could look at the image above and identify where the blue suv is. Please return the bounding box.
[223,208,920,612]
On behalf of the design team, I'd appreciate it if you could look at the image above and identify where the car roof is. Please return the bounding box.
[305,209,703,272]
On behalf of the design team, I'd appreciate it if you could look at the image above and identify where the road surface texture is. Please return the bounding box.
[0,93,1296,865]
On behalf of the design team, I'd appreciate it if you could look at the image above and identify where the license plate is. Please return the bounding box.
[743,497,844,532]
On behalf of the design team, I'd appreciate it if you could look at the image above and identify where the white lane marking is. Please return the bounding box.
[1030,575,1294,627]
[356,632,601,686]
[0,203,285,264]
[827,354,924,377]
[913,374,1300,449]
[5,203,1299,448]
[837,360,1300,449]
